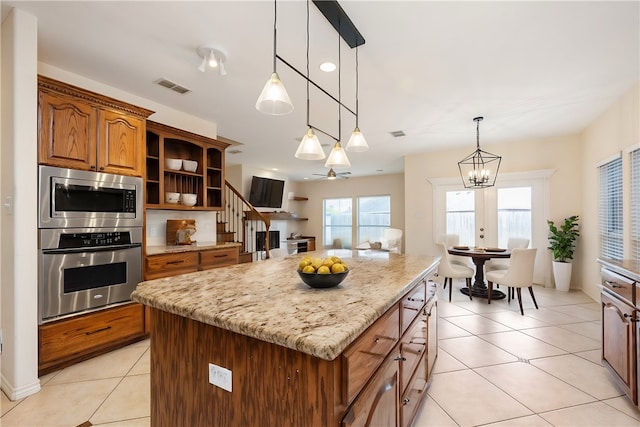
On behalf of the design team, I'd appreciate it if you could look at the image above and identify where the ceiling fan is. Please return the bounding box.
[313,168,351,180]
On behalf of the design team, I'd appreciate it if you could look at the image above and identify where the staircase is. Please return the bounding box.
[218,180,272,262]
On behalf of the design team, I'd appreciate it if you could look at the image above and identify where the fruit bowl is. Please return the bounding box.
[298,270,349,289]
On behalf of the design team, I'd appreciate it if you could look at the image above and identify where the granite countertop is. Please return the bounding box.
[597,258,640,282]
[132,249,439,360]
[146,241,242,256]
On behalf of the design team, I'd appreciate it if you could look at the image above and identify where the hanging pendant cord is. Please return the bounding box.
[306,0,310,127]
[355,46,359,128]
[272,0,277,72]
[476,119,480,150]
[338,28,341,142]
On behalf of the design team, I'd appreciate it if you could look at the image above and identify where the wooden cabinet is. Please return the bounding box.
[145,121,229,210]
[199,247,239,270]
[145,251,199,280]
[38,303,146,375]
[601,290,637,403]
[38,75,152,176]
[144,246,241,279]
[341,279,437,427]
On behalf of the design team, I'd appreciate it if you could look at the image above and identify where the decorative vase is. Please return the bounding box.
[552,261,572,292]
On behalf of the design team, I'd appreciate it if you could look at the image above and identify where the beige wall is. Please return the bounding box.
[297,173,405,249]
[580,82,639,301]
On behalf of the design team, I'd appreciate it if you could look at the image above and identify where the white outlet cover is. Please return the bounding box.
[209,363,232,392]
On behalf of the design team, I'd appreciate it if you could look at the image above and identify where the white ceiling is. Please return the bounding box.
[2,1,638,181]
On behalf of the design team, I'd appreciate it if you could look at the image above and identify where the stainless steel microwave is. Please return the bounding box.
[38,165,143,229]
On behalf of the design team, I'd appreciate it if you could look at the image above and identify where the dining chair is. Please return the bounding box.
[484,237,530,274]
[443,234,473,268]
[486,248,538,315]
[381,228,403,253]
[435,243,474,302]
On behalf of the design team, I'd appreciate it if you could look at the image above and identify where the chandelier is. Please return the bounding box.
[458,117,501,189]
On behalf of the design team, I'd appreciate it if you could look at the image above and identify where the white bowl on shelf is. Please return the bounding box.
[181,193,197,206]
[165,192,180,204]
[182,159,198,172]
[165,158,182,171]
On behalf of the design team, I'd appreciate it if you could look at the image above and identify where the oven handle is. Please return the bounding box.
[42,243,142,255]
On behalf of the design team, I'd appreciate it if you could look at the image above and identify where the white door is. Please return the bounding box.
[432,171,553,286]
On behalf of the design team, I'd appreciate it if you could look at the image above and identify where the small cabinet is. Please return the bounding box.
[145,121,228,210]
[39,303,146,375]
[38,75,152,177]
[601,290,637,403]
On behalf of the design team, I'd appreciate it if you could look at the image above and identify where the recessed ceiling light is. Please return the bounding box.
[272,168,279,171]
[320,62,336,72]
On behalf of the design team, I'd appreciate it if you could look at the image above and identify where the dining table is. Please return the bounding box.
[448,246,512,300]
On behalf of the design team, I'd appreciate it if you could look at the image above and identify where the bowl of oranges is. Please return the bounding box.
[297,255,349,288]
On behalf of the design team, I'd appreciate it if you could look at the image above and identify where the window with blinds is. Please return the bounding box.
[599,156,623,259]
[631,149,640,260]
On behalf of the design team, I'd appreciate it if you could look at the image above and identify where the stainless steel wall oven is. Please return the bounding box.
[38,166,143,324]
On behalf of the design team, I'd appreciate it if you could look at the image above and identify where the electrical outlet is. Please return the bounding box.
[208,363,232,392]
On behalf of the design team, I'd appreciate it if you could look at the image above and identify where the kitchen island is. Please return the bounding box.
[132,249,439,426]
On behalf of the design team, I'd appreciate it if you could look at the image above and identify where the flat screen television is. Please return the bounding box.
[248,176,285,208]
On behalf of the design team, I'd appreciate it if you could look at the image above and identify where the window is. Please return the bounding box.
[446,190,475,246]
[631,149,640,260]
[599,156,623,259]
[323,198,352,249]
[497,187,532,248]
[357,196,391,244]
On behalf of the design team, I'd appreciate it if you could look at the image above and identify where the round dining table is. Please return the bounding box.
[448,247,512,300]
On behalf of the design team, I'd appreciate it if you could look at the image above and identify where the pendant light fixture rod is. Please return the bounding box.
[305,0,310,127]
[272,0,277,73]
[355,46,359,128]
[275,54,356,117]
[337,27,342,142]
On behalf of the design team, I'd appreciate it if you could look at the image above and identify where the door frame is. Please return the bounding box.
[429,169,555,287]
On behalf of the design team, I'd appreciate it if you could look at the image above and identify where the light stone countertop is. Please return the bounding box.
[146,241,242,256]
[132,249,439,360]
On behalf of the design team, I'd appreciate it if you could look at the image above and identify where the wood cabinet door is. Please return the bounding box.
[601,291,637,403]
[98,109,144,176]
[39,91,97,170]
[342,355,400,427]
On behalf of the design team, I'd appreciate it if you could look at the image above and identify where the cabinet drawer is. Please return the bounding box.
[401,280,426,334]
[401,355,427,427]
[39,303,145,367]
[145,252,199,279]
[199,247,239,270]
[343,303,400,404]
[601,268,634,305]
[400,315,427,393]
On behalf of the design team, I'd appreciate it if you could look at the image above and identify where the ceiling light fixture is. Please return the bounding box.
[295,0,325,160]
[257,0,366,167]
[196,45,227,76]
[320,62,336,72]
[346,45,368,152]
[458,116,502,189]
[255,0,293,115]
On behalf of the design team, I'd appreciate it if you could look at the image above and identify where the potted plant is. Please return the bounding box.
[547,215,580,291]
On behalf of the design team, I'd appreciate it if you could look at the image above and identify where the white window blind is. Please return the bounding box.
[599,156,623,259]
[631,149,640,260]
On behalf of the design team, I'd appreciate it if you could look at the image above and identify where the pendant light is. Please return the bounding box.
[346,46,368,152]
[458,117,501,189]
[325,30,351,169]
[295,0,325,160]
[255,0,293,115]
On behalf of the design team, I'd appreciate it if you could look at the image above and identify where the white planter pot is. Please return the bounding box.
[552,261,572,292]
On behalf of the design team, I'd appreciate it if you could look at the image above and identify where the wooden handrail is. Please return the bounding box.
[224,180,271,256]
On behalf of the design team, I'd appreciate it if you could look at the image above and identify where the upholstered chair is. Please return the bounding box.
[435,242,474,302]
[486,248,538,315]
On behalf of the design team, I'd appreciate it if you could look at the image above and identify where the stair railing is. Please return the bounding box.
[220,180,271,261]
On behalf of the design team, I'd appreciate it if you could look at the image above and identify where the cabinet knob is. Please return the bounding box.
[403,398,411,405]
[90,165,96,169]
[99,166,105,171]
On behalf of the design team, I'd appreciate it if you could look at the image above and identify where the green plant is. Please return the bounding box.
[547,215,580,262]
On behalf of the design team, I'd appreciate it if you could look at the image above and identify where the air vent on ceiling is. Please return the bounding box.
[390,130,406,138]
[154,78,191,94]
[227,149,243,154]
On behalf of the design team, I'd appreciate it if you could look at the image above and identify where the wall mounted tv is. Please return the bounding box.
[248,176,285,208]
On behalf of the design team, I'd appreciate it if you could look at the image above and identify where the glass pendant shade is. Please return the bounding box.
[255,72,294,115]
[346,127,369,152]
[324,142,351,168]
[295,128,325,160]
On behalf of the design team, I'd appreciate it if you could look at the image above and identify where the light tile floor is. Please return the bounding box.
[1,284,640,426]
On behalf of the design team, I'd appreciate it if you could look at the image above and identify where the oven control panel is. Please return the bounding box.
[58,231,132,249]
